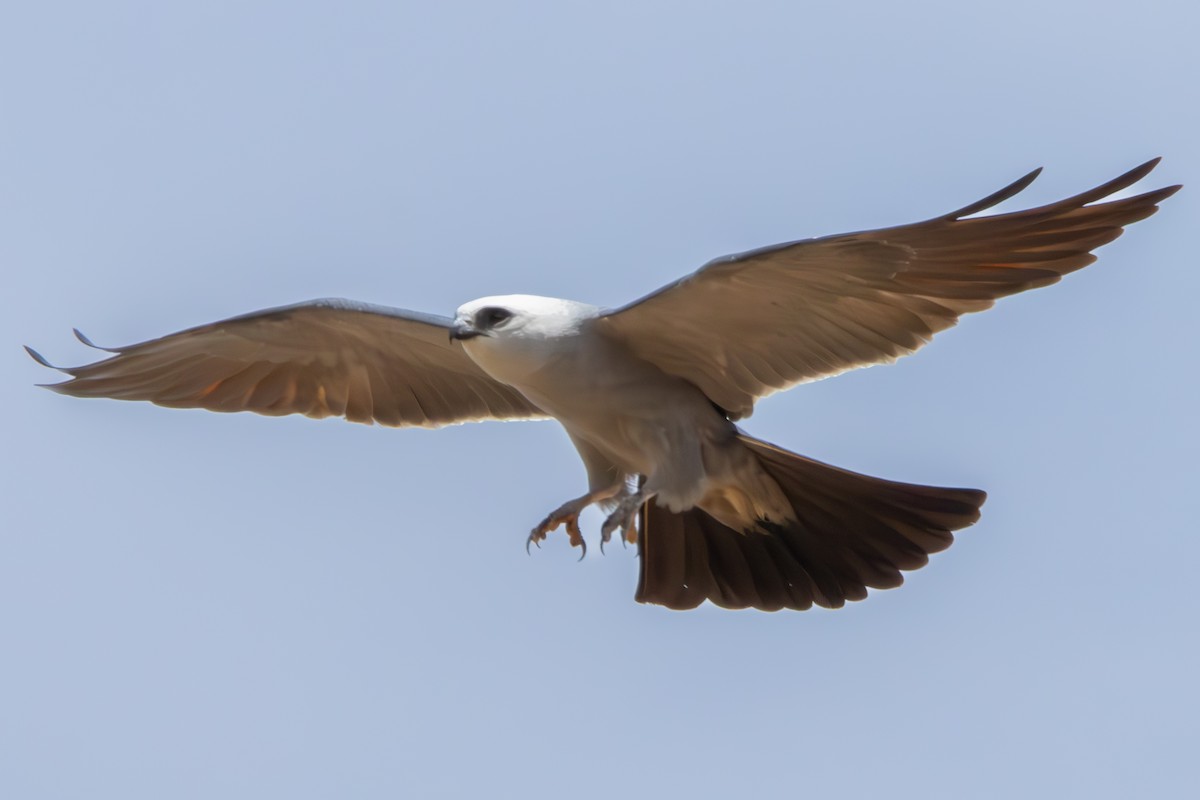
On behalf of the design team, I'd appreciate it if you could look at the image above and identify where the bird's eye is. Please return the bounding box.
[477,307,513,328]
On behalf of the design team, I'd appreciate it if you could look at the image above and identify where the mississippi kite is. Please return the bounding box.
[28,160,1179,611]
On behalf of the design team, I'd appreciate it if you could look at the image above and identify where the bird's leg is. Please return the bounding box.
[528,485,621,558]
[600,480,647,551]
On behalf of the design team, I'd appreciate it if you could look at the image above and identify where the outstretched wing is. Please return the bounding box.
[597,160,1180,419]
[27,299,546,427]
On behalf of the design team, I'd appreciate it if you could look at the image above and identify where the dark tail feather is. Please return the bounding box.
[635,435,986,612]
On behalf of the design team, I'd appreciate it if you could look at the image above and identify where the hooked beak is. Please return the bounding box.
[449,323,484,342]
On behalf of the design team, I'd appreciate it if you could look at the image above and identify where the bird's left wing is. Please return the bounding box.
[27,299,546,427]
[596,160,1179,420]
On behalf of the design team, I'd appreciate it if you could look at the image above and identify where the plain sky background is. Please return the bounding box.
[2,1,1197,797]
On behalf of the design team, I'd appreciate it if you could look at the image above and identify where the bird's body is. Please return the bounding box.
[28,161,1180,611]
[456,295,791,529]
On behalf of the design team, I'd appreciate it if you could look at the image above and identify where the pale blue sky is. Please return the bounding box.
[2,2,1197,797]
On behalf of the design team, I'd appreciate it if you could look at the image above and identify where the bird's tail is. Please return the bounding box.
[635,434,986,611]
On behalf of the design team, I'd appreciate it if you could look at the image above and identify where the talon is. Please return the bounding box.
[600,493,642,553]
[527,508,587,558]
[599,514,622,549]
[599,513,630,555]
[525,533,543,555]
[566,516,584,549]
[526,521,551,554]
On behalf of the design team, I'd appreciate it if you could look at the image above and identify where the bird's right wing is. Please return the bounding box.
[27,299,547,427]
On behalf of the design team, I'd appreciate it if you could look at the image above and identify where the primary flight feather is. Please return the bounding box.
[28,160,1180,611]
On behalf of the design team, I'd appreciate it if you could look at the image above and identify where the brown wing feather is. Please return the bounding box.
[28,299,546,428]
[600,160,1180,419]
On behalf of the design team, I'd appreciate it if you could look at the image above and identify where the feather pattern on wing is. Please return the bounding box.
[597,160,1180,419]
[28,299,547,427]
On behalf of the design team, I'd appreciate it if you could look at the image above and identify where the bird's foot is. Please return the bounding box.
[528,503,588,559]
[600,493,642,553]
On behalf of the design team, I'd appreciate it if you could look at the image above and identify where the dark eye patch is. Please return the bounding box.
[476,307,513,328]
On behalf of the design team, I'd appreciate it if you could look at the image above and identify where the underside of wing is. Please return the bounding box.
[598,160,1180,419]
[27,299,546,427]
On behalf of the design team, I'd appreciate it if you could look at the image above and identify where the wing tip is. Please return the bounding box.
[72,328,117,351]
[1154,183,1184,202]
[946,165,1044,220]
[1126,156,1162,183]
[948,157,1176,221]
[1074,157,1173,207]
[24,345,58,369]
[25,345,83,393]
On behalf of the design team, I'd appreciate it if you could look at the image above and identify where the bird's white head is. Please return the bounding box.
[450,294,600,383]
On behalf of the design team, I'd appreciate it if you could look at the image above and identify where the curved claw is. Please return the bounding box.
[526,527,546,555]
[564,516,585,556]
[527,510,587,559]
[598,523,632,555]
[600,502,639,554]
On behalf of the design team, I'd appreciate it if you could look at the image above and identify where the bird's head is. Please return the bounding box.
[451,295,598,342]
[450,294,600,383]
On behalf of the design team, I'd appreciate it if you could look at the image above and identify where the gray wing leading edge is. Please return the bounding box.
[27,299,546,427]
[596,159,1180,420]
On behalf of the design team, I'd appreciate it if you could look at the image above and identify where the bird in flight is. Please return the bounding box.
[28,160,1179,611]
